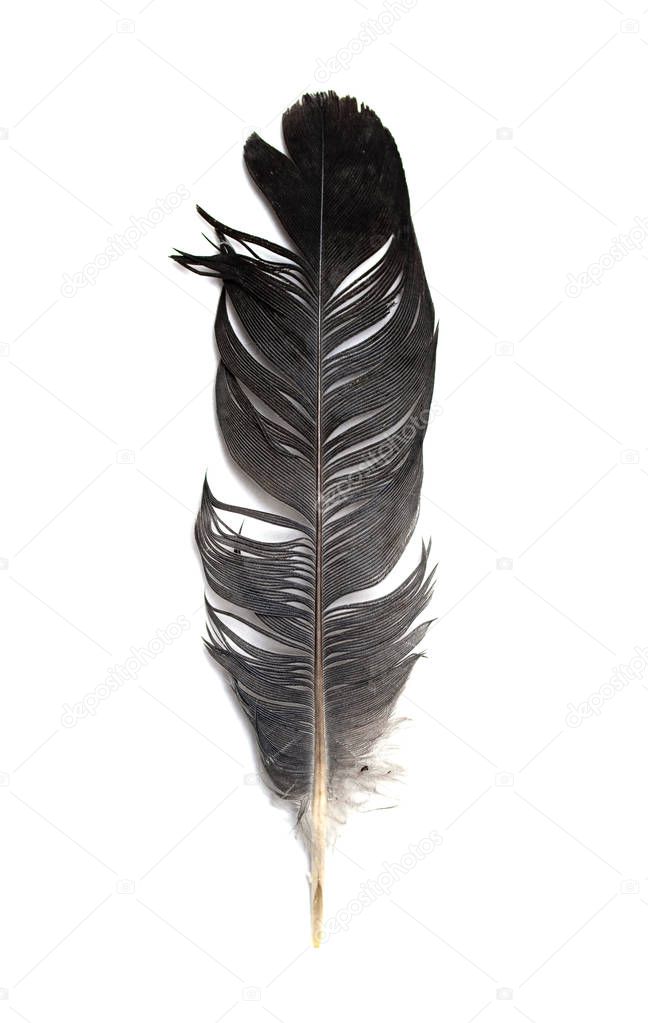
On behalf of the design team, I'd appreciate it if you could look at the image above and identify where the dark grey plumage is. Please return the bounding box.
[172,92,437,942]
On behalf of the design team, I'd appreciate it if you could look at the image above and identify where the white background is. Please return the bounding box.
[1,0,647,1020]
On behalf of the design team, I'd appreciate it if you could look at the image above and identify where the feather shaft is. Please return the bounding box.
[312,119,327,947]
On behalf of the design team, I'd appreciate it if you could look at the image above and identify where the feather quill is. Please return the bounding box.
[172,92,437,945]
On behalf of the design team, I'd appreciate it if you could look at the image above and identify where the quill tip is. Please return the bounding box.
[311,879,324,948]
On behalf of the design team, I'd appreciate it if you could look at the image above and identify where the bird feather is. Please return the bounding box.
[172,92,438,945]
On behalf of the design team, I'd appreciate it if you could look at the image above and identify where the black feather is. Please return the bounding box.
[172,92,437,943]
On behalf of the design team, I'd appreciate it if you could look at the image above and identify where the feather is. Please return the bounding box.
[172,92,438,945]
